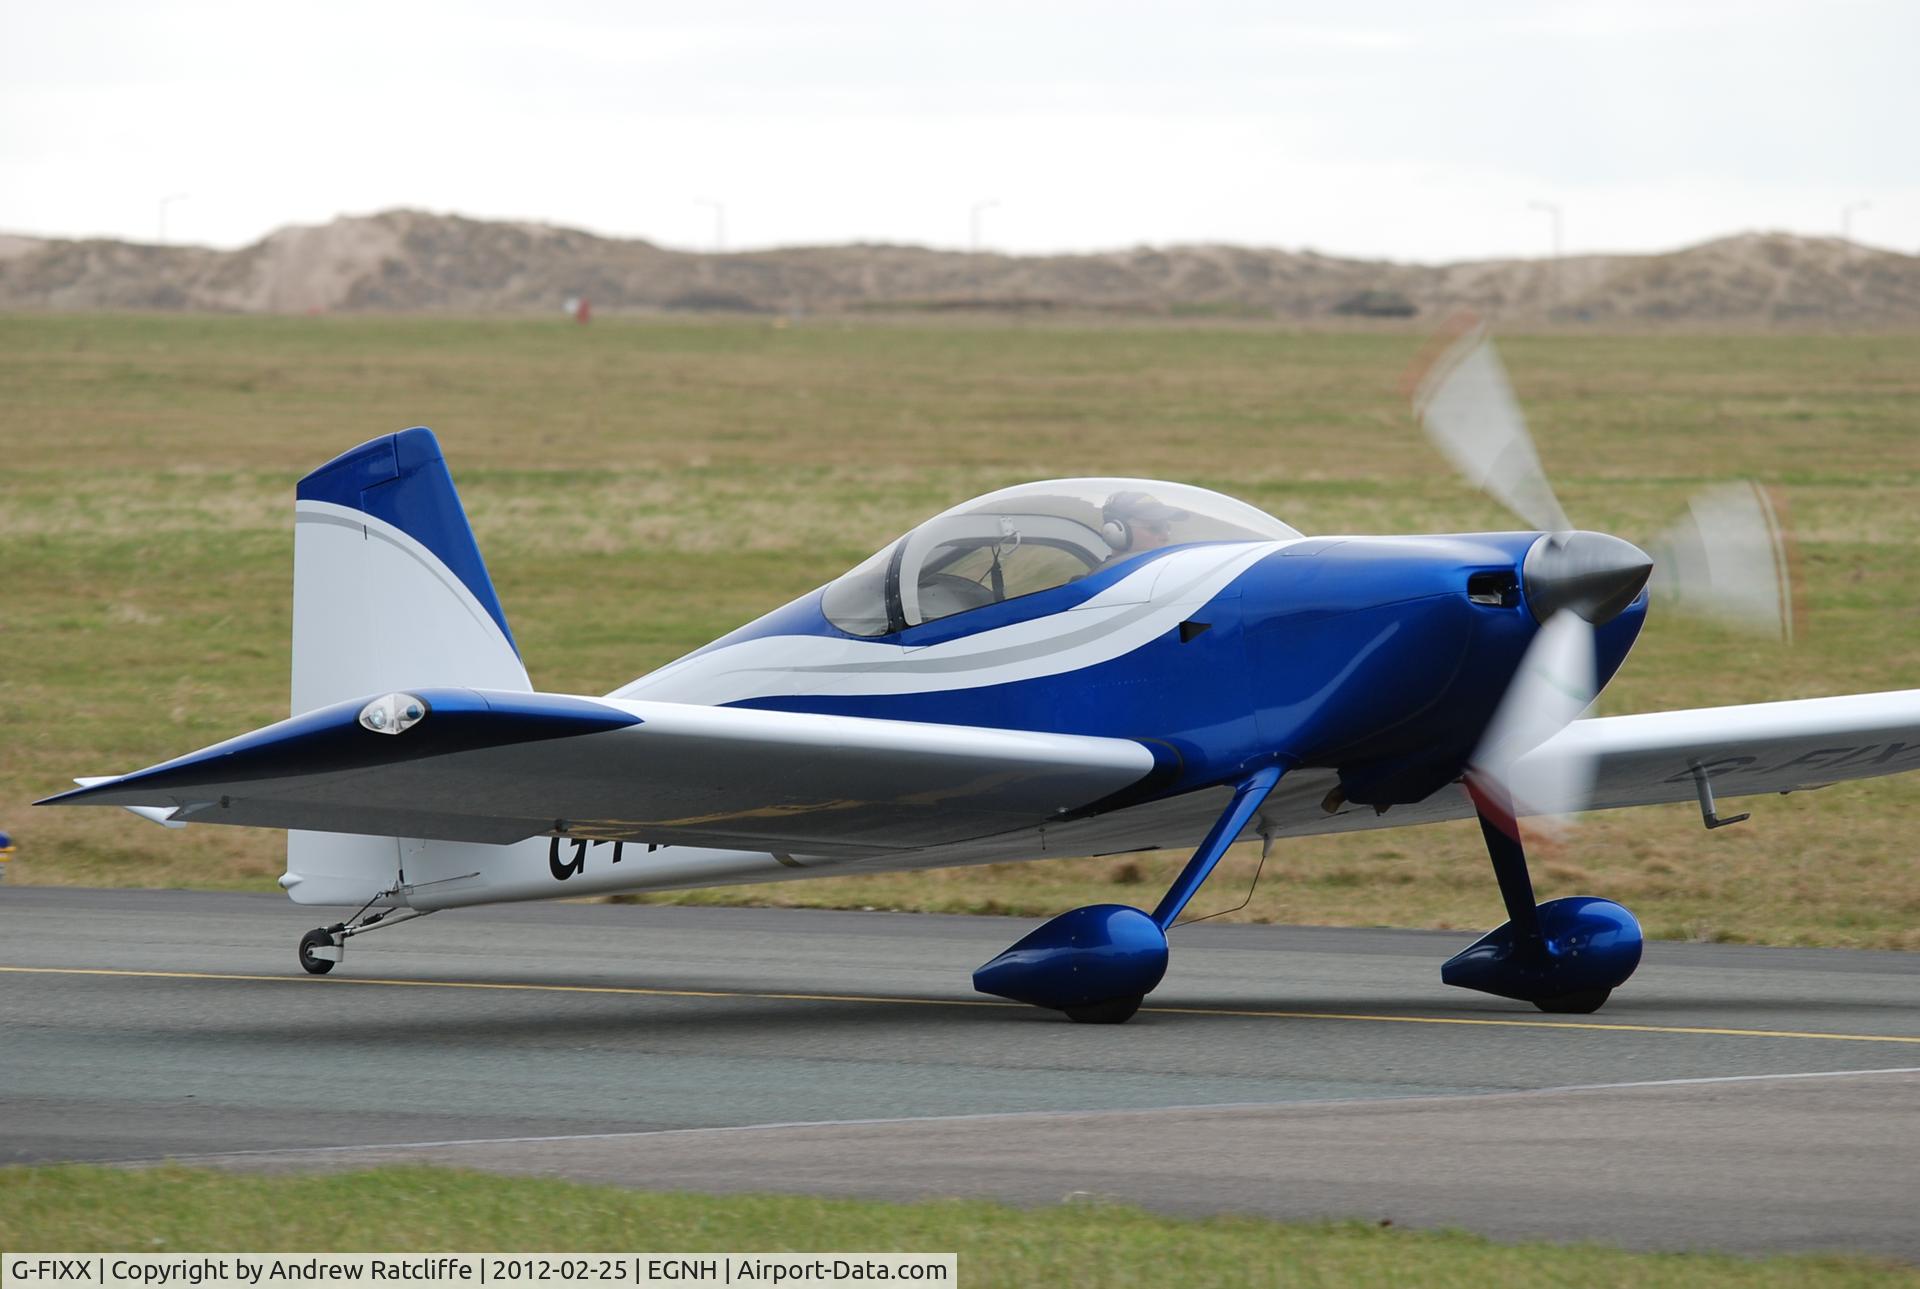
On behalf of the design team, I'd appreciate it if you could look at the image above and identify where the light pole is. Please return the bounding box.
[695,199,726,253]
[969,200,999,299]
[969,199,999,254]
[1842,200,1872,245]
[158,193,189,245]
[1528,200,1563,259]
[1528,201,1563,310]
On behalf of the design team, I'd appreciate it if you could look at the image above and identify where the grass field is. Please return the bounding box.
[3,1166,1913,1287]
[2,314,1917,947]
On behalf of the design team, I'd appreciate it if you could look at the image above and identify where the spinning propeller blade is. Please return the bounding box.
[1410,316,1573,535]
[1464,610,1598,835]
[1647,482,1800,644]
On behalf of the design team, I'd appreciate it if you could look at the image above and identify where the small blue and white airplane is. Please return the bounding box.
[43,327,1920,1022]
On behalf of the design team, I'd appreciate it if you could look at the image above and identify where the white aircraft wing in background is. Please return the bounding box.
[898,689,1920,872]
[1511,689,1920,818]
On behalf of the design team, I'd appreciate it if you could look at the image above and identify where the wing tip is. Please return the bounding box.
[35,778,122,807]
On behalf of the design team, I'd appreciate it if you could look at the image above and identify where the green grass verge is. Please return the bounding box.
[3,314,1918,947]
[1,1166,1911,1287]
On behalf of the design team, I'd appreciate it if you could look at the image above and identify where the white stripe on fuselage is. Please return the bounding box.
[614,541,1285,707]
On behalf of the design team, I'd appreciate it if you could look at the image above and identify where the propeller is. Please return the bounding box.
[1462,609,1598,835]
[1410,316,1800,831]
[1647,481,1800,644]
[1411,316,1573,535]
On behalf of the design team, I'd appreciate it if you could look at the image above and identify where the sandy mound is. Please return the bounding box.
[3,210,1915,325]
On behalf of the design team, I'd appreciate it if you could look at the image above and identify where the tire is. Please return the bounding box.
[298,928,337,976]
[1064,995,1143,1025]
[1534,987,1610,1014]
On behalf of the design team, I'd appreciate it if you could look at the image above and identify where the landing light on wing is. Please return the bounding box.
[359,692,427,735]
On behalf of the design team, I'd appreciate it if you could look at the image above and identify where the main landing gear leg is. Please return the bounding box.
[1441,782,1643,1013]
[973,766,1283,1024]
[298,891,435,976]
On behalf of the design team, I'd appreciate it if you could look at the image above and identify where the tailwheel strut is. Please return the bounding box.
[1442,781,1643,1013]
[297,888,435,976]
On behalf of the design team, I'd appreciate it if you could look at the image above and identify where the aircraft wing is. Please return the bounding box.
[37,688,1158,856]
[1514,688,1920,814]
[927,689,1920,869]
[41,685,1920,864]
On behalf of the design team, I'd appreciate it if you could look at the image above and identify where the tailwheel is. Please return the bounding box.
[298,927,339,975]
[1064,995,1143,1025]
[291,895,435,977]
[1533,987,1611,1015]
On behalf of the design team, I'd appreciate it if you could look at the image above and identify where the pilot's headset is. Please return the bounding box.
[1100,491,1158,552]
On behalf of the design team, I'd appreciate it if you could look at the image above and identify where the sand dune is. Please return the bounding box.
[4,210,1916,324]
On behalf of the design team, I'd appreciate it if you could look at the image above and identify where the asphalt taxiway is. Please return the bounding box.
[2,888,1915,1259]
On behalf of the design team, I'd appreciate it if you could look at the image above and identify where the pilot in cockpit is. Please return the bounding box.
[1099,491,1190,568]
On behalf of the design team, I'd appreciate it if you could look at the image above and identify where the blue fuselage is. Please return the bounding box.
[703,533,1646,812]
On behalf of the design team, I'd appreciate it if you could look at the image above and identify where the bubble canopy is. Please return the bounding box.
[822,478,1300,637]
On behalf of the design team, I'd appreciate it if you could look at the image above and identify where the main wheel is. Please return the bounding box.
[1533,987,1610,1014]
[298,927,337,975]
[1063,995,1143,1025]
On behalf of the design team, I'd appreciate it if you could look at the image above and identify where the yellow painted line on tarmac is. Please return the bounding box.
[1141,1003,1920,1044]
[0,965,1014,1009]
[3,964,1918,1045]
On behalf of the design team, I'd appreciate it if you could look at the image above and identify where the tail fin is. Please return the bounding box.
[292,426,528,711]
[286,427,530,905]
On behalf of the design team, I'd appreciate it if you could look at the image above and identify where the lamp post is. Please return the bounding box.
[158,193,189,245]
[695,199,726,253]
[969,199,999,254]
[1528,201,1563,311]
[1841,200,1871,246]
[1528,200,1563,259]
[969,199,999,299]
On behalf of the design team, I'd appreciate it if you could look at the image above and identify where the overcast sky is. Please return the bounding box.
[2,0,1913,261]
